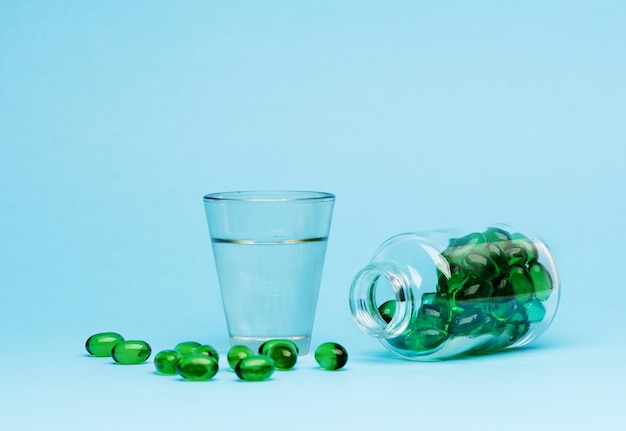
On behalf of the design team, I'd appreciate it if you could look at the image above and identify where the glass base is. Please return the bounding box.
[230,335,310,355]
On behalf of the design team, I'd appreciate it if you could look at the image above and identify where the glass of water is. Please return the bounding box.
[203,191,335,355]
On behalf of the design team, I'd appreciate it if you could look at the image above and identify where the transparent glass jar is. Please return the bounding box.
[349,224,560,360]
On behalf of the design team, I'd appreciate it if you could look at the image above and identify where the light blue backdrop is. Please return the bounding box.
[1,1,624,429]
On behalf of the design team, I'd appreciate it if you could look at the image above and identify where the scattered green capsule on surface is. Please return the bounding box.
[265,342,298,370]
[529,262,553,301]
[259,339,299,356]
[85,332,124,357]
[509,266,533,304]
[177,354,219,381]
[112,340,151,364]
[235,355,276,381]
[378,300,397,323]
[227,345,254,370]
[174,341,201,356]
[154,350,182,375]
[314,342,348,371]
[194,344,219,362]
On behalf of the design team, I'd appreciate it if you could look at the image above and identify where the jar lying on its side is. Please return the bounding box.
[349,224,560,360]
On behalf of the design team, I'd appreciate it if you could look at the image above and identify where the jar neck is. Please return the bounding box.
[349,262,414,338]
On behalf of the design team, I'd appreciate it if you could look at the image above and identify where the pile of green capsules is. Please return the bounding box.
[85,332,348,381]
[382,226,555,353]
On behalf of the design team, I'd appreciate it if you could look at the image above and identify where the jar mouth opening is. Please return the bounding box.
[349,263,413,337]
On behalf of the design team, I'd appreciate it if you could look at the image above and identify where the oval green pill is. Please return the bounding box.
[195,344,219,362]
[509,266,533,304]
[85,332,124,357]
[227,345,254,370]
[314,342,348,371]
[112,340,151,364]
[174,341,201,356]
[378,300,397,323]
[177,355,219,381]
[154,350,182,375]
[264,341,298,370]
[529,262,553,301]
[259,339,299,356]
[235,355,275,381]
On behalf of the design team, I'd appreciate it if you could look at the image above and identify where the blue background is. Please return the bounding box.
[1,1,624,429]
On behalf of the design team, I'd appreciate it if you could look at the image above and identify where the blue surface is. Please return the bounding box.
[1,1,625,429]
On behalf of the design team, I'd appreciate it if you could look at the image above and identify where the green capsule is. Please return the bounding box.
[449,307,492,335]
[85,332,124,357]
[154,350,182,375]
[529,262,553,301]
[492,277,514,297]
[509,266,533,304]
[489,296,517,321]
[177,354,219,381]
[483,242,509,273]
[259,339,299,356]
[404,327,448,351]
[235,355,276,381]
[378,300,397,323]
[483,226,511,243]
[227,345,254,370]
[451,232,486,247]
[441,247,470,274]
[503,319,531,342]
[415,302,449,331]
[314,342,348,371]
[453,278,494,305]
[504,243,529,267]
[510,233,538,264]
[174,341,201,356]
[111,340,151,364]
[264,341,298,370]
[525,298,547,322]
[461,252,499,280]
[194,344,219,362]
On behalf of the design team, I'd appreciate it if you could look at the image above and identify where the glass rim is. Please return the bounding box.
[203,190,335,203]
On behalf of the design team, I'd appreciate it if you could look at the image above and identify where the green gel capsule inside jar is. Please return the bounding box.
[349,224,560,360]
[227,345,254,370]
[111,340,152,364]
[85,332,124,357]
[174,341,201,356]
[314,342,348,370]
[235,355,275,382]
[177,355,219,381]
[154,350,182,375]
[529,262,553,301]
[378,300,397,323]
[509,266,534,304]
